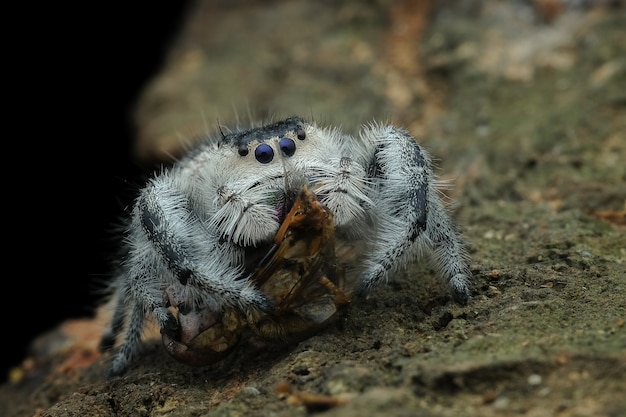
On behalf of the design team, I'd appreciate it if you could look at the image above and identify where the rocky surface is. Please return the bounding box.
[2,1,624,416]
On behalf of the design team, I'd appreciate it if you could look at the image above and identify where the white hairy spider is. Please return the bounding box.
[100,116,472,377]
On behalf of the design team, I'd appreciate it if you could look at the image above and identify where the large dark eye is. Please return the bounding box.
[254,143,274,163]
[279,137,296,157]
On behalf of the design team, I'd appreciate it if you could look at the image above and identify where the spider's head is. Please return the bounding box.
[217,117,312,222]
[224,116,308,163]
[219,115,338,193]
[185,117,317,247]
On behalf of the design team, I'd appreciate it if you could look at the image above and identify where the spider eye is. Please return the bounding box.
[296,126,306,140]
[238,144,249,156]
[279,137,296,157]
[254,143,274,163]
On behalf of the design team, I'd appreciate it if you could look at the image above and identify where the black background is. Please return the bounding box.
[4,3,191,382]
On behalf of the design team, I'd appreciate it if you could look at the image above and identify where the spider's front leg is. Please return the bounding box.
[100,172,272,377]
[357,125,472,304]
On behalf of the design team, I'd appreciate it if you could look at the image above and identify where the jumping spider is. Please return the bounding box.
[99,116,472,377]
